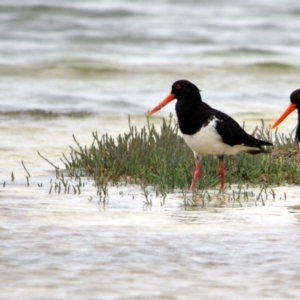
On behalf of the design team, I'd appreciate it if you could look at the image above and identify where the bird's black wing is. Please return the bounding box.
[212,108,271,148]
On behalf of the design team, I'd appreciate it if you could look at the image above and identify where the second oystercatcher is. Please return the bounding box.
[272,89,300,146]
[148,80,272,190]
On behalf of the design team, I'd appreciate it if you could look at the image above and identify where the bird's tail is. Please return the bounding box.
[244,138,272,155]
[245,148,270,155]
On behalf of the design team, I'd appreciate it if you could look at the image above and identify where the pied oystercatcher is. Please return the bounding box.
[148,80,272,190]
[272,89,300,146]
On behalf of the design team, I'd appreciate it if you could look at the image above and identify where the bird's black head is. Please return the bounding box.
[290,89,300,106]
[148,79,202,115]
[272,89,300,130]
[170,80,201,101]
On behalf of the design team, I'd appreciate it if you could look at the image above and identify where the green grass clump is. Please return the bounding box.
[60,114,300,192]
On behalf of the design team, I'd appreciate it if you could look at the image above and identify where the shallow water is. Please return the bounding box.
[1,0,300,299]
[1,0,300,116]
[1,175,300,300]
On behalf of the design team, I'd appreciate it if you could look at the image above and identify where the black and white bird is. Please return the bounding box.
[148,80,272,190]
[272,89,300,147]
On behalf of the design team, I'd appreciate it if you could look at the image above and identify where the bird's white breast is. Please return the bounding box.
[182,117,255,157]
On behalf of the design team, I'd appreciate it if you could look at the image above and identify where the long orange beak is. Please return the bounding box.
[148,94,175,115]
[271,103,297,129]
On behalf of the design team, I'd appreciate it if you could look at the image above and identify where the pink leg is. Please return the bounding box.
[189,160,201,191]
[218,156,226,189]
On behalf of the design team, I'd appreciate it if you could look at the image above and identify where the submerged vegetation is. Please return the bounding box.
[1,114,296,207]
[56,114,300,196]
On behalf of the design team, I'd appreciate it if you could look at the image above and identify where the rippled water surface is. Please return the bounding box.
[1,0,300,116]
[1,178,300,300]
[1,0,300,299]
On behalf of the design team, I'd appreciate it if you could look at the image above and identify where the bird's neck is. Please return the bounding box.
[175,91,202,115]
[176,97,212,135]
[296,109,300,146]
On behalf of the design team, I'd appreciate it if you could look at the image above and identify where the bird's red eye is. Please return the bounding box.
[176,84,181,89]
[298,94,300,100]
